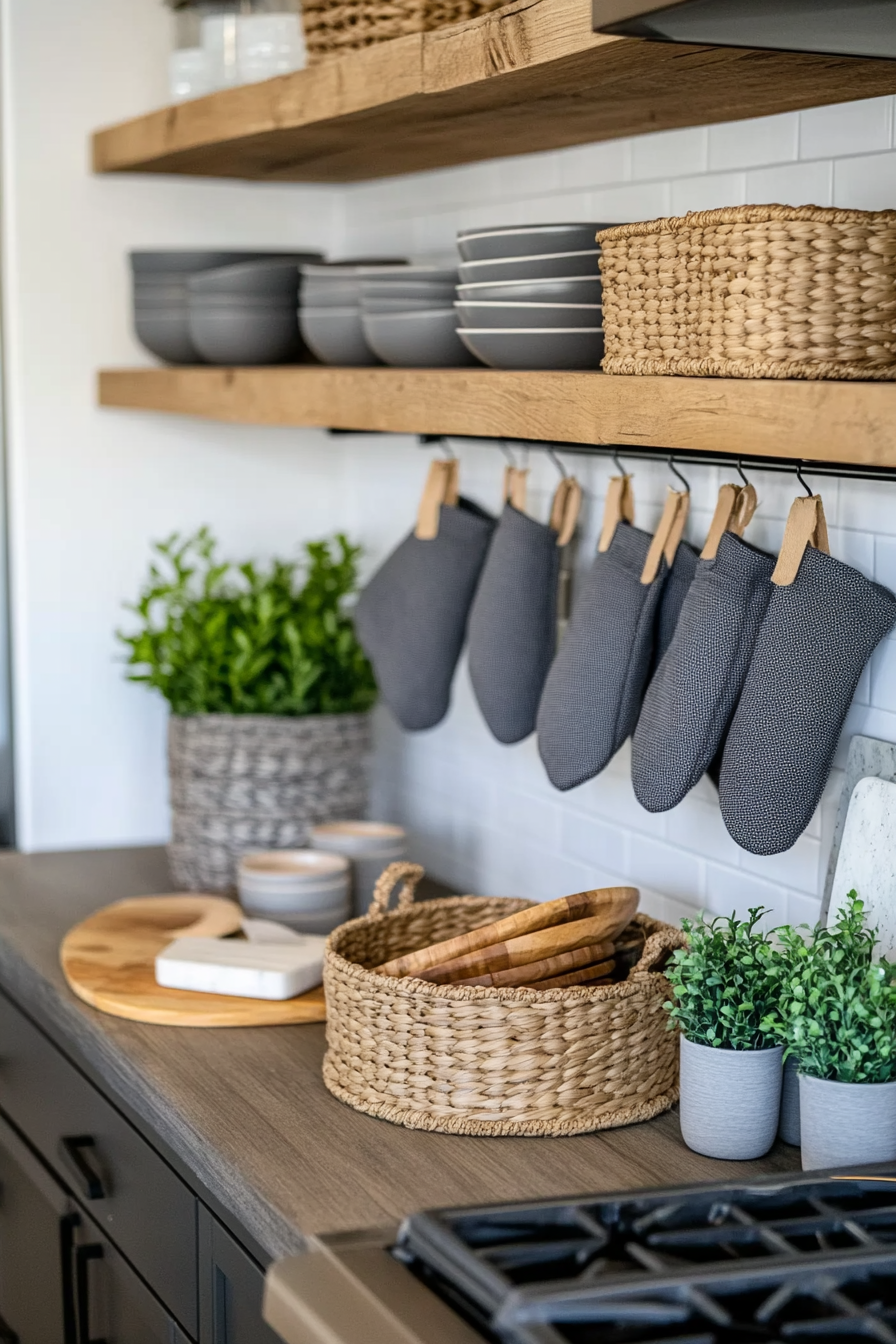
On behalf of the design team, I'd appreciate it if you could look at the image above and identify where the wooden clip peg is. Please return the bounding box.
[730,481,758,537]
[701,483,740,560]
[598,475,634,552]
[641,489,689,585]
[549,477,583,547]
[415,459,457,540]
[771,494,830,586]
[502,465,529,512]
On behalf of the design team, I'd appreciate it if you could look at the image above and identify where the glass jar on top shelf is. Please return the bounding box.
[166,0,306,103]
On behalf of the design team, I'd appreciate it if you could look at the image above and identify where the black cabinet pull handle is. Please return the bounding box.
[75,1244,107,1344]
[60,1212,81,1344]
[59,1136,106,1201]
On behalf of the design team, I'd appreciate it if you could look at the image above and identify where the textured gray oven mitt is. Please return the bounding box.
[467,504,561,745]
[653,539,699,672]
[720,546,896,855]
[354,499,495,732]
[632,531,775,813]
[537,522,666,790]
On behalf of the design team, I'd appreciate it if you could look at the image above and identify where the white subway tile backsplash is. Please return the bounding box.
[341,94,896,919]
[800,96,892,162]
[708,112,799,170]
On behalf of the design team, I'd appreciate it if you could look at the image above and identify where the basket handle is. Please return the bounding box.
[368,862,425,917]
[631,927,688,977]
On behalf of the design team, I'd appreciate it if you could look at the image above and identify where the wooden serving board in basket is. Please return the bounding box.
[61,894,326,1027]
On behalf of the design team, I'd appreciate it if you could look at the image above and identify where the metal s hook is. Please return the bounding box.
[545,445,568,480]
[736,458,750,488]
[612,449,629,477]
[796,463,813,496]
[499,441,517,467]
[668,455,691,493]
[417,434,456,458]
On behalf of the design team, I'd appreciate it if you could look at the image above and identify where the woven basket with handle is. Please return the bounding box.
[302,0,507,60]
[598,205,896,380]
[322,862,685,1136]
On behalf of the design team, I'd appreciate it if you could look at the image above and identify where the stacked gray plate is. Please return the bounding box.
[299,261,408,366]
[131,250,322,365]
[188,260,310,365]
[455,224,610,370]
[358,266,475,368]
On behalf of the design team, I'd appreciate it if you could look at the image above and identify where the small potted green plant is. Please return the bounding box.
[766,892,896,1171]
[119,528,377,892]
[665,907,784,1160]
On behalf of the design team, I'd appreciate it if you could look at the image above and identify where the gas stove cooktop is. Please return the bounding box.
[265,1166,896,1344]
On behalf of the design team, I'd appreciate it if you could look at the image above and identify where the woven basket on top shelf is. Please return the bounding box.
[322,862,685,1137]
[302,0,506,59]
[597,205,896,380]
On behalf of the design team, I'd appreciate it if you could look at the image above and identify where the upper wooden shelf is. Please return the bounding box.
[98,366,896,468]
[92,0,896,183]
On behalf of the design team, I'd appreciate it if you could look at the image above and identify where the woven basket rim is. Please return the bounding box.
[597,204,896,244]
[325,900,682,1003]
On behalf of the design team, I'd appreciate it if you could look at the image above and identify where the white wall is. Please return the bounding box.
[0,0,344,850]
[2,0,896,932]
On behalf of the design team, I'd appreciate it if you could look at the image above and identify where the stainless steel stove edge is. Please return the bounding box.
[264,1226,485,1344]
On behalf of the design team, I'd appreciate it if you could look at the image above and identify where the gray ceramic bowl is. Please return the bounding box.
[455,276,603,305]
[359,280,458,302]
[361,310,477,368]
[134,282,191,308]
[135,308,203,364]
[357,265,458,284]
[131,250,318,278]
[457,223,612,263]
[189,305,303,365]
[301,262,405,280]
[300,307,380,366]
[457,250,601,285]
[362,295,455,313]
[457,327,604,370]
[455,301,602,330]
[301,281,363,308]
[189,260,304,300]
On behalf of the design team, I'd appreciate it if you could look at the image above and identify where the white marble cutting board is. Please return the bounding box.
[829,775,896,960]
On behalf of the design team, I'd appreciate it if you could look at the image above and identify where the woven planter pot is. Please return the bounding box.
[168,712,371,892]
[598,206,896,380]
[302,0,506,61]
[322,862,685,1136]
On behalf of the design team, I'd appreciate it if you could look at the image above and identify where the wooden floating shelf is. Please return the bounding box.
[91,0,896,183]
[98,367,896,468]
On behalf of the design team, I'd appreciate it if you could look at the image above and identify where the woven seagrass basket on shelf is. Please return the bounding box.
[302,0,507,60]
[322,862,686,1137]
[597,205,896,380]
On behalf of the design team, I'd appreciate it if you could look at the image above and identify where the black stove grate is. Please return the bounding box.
[394,1168,896,1343]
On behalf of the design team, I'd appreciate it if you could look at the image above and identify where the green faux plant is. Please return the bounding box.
[762,892,896,1085]
[118,527,377,717]
[664,907,784,1051]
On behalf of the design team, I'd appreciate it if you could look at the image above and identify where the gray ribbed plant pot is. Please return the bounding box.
[799,1073,896,1171]
[778,1054,801,1146]
[679,1035,783,1160]
[167,712,372,893]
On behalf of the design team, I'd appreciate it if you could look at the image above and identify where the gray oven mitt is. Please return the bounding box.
[720,546,896,854]
[467,504,561,745]
[355,499,495,732]
[653,539,699,672]
[632,531,775,813]
[537,522,666,791]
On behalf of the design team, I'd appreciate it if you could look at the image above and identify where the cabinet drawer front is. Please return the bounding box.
[0,990,198,1336]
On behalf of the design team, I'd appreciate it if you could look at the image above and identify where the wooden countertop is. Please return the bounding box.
[0,847,800,1261]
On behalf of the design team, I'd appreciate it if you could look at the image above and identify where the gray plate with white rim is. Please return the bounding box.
[457,223,614,262]
[300,307,380,366]
[455,301,602,329]
[457,326,605,370]
[455,275,603,304]
[457,250,601,284]
[361,309,477,367]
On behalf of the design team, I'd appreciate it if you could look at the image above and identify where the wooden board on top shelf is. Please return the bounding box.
[91,0,896,183]
[98,365,896,468]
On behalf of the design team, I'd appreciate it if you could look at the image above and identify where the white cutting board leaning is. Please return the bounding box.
[828,776,896,961]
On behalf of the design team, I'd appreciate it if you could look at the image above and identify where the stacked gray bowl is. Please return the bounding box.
[131,251,321,365]
[188,257,322,365]
[454,224,609,370]
[358,266,475,368]
[298,263,405,366]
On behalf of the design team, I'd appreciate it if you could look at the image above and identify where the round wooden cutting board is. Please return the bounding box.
[60,894,326,1027]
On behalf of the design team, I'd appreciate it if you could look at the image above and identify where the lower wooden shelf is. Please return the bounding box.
[98,366,896,468]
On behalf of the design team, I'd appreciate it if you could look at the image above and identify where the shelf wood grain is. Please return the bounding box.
[98,366,896,467]
[91,0,896,183]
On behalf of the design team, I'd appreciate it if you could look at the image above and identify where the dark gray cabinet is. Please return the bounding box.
[0,991,280,1344]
